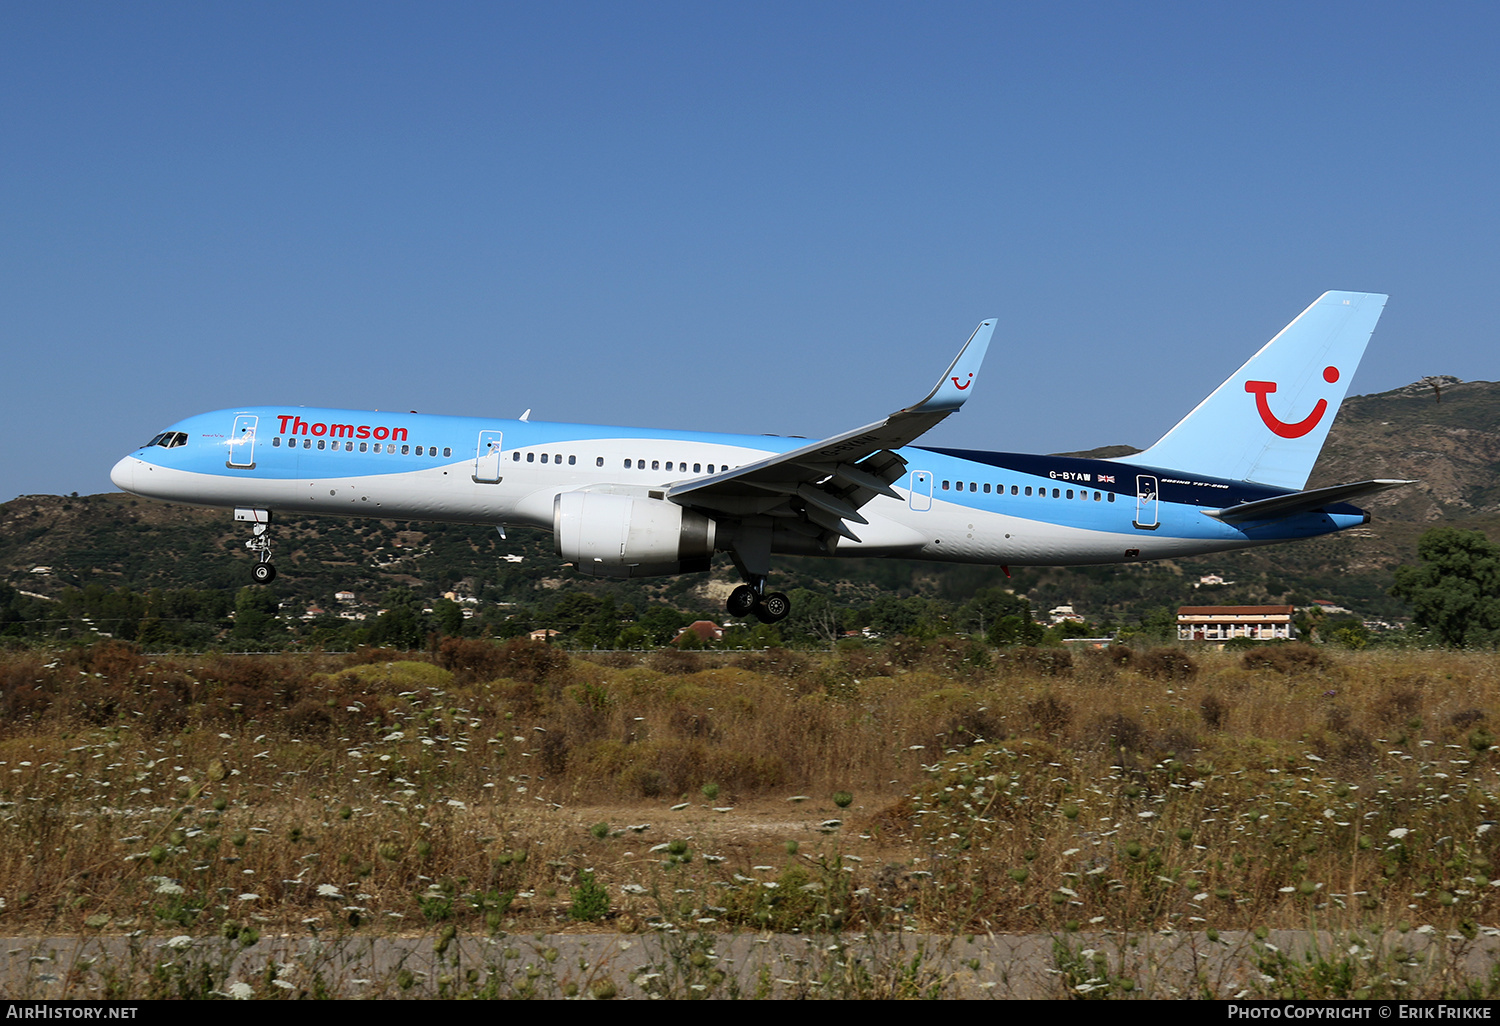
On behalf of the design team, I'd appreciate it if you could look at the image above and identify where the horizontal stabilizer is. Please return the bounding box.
[1205,479,1415,523]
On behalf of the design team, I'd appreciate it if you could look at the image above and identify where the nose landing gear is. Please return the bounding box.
[235,508,276,584]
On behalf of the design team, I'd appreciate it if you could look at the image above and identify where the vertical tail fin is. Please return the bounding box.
[1128,291,1388,490]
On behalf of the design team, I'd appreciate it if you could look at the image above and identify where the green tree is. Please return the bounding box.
[370,604,425,649]
[1115,605,1178,645]
[988,614,1045,647]
[955,586,1032,636]
[637,605,690,646]
[431,597,465,638]
[1391,527,1500,648]
[231,586,282,644]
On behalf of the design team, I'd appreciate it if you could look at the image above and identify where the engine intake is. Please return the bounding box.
[554,491,717,578]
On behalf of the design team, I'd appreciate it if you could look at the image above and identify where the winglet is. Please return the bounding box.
[904,319,996,414]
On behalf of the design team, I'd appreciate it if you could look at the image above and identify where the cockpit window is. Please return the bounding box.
[143,432,187,449]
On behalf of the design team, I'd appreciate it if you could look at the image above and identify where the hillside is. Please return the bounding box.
[4,378,1497,626]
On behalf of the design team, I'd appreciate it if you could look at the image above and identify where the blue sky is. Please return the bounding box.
[3,2,1496,498]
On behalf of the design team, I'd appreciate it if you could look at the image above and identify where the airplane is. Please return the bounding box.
[110,291,1409,625]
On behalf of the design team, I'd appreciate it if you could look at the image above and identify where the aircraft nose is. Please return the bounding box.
[110,456,135,493]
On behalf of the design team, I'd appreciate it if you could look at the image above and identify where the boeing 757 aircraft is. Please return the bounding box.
[111,292,1407,624]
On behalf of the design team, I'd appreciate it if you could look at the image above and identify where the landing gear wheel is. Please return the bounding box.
[726,585,758,617]
[754,591,791,624]
[252,562,276,584]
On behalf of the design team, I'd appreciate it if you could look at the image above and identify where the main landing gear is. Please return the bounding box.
[724,527,790,624]
[726,581,791,624]
[235,508,276,584]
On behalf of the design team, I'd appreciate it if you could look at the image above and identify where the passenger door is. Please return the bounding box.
[227,414,257,469]
[473,431,504,483]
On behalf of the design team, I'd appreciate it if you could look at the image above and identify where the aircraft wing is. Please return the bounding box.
[1204,478,1416,523]
[664,319,996,547]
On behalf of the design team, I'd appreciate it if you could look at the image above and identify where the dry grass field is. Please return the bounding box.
[3,637,1500,998]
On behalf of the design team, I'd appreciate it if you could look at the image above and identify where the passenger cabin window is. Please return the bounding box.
[569,455,576,465]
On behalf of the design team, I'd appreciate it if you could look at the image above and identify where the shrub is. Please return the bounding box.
[436,637,509,684]
[1026,693,1073,734]
[1374,685,1423,726]
[1199,693,1230,730]
[733,648,809,678]
[647,649,703,675]
[492,638,571,685]
[569,871,610,921]
[1137,648,1198,681]
[1092,712,1149,752]
[1240,643,1325,674]
[1003,646,1073,677]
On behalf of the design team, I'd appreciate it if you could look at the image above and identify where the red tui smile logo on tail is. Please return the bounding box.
[1245,366,1340,438]
[951,372,973,390]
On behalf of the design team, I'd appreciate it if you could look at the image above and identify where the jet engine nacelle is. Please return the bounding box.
[554,490,717,579]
